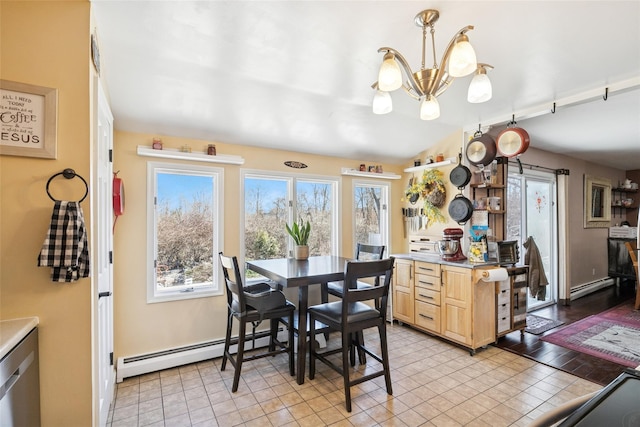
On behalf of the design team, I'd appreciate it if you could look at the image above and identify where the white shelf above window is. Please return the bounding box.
[137,146,245,165]
[341,168,401,180]
[403,157,455,173]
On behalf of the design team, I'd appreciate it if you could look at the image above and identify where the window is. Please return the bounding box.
[243,171,339,278]
[147,162,223,302]
[353,180,389,254]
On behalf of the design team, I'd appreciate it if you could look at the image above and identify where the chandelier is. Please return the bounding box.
[373,9,493,120]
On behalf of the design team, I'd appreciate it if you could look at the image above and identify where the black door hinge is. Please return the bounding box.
[109,251,113,264]
[109,149,113,162]
[109,352,113,366]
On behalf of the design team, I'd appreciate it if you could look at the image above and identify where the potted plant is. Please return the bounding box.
[286,220,311,260]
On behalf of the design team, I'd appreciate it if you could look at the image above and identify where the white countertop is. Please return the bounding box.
[0,317,39,360]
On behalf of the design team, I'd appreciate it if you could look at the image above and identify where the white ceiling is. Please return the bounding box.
[91,1,640,171]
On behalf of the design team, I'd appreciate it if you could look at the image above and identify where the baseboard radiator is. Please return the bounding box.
[116,328,326,383]
[116,330,274,383]
[570,277,615,301]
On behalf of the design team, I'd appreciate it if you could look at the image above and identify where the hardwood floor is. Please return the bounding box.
[496,279,637,386]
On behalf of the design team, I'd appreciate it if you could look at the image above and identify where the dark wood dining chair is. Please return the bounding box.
[623,241,640,310]
[321,243,385,365]
[323,243,386,302]
[308,257,395,412]
[219,253,296,392]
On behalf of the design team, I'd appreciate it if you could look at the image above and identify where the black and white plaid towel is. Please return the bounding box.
[37,201,90,282]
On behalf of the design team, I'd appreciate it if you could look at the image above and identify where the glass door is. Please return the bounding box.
[507,168,557,310]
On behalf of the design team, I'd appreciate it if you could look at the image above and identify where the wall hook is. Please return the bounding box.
[603,87,608,101]
[551,102,556,114]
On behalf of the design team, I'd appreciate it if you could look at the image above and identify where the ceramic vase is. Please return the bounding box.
[294,245,309,260]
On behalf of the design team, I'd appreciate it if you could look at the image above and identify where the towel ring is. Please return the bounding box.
[46,168,88,203]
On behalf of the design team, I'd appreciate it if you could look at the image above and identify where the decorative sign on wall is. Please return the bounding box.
[0,80,58,159]
[284,160,307,169]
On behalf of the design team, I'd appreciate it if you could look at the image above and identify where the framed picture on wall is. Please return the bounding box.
[584,174,611,228]
[0,80,58,159]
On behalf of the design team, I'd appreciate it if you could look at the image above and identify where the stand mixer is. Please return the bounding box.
[437,228,467,261]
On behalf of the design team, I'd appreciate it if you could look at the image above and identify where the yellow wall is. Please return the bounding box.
[0,1,93,426]
[402,129,466,238]
[113,131,409,358]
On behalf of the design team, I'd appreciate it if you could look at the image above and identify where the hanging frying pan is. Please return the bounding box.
[448,193,474,225]
[496,120,530,158]
[465,130,497,167]
[449,152,472,189]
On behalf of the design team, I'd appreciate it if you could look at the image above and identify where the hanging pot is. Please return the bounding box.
[448,194,474,225]
[465,131,497,167]
[449,152,472,189]
[496,123,530,158]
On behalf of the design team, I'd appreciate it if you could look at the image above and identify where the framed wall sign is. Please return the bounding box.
[0,80,58,159]
[584,174,611,228]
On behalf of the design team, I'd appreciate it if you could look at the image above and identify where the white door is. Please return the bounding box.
[96,80,115,426]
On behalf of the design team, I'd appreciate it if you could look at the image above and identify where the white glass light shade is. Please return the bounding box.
[378,53,403,91]
[448,37,477,77]
[420,95,440,120]
[467,72,492,103]
[372,90,393,114]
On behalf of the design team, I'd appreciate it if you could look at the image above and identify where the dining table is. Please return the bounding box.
[245,255,349,384]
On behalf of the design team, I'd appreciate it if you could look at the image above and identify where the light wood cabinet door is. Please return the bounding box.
[441,266,472,345]
[393,259,414,323]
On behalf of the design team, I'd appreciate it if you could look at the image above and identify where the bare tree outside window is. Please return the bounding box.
[244,175,337,277]
[147,165,222,302]
[354,186,382,246]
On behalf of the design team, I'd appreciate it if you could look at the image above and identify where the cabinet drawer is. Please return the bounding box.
[497,316,511,333]
[497,288,510,304]
[514,273,527,283]
[415,261,441,278]
[409,239,438,255]
[497,302,510,318]
[415,300,440,332]
[415,288,441,306]
[415,273,440,291]
[497,279,511,292]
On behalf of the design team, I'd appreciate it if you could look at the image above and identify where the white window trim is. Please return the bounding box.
[146,161,224,303]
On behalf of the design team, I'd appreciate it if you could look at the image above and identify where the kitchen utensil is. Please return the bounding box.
[465,130,497,167]
[496,121,530,158]
[448,193,474,225]
[450,152,472,189]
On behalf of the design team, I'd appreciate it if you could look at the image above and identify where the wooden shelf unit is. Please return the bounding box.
[470,157,508,241]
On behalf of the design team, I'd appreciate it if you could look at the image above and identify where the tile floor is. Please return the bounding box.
[108,323,603,427]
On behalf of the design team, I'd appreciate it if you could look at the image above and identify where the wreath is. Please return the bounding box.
[420,169,447,224]
[402,169,447,225]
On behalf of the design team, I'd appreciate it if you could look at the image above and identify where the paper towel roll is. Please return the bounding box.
[480,268,509,282]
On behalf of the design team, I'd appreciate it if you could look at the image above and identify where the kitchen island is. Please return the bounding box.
[390,253,500,355]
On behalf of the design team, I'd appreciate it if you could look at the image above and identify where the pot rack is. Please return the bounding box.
[463,76,640,134]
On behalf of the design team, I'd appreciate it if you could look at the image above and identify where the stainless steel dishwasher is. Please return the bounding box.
[0,327,40,426]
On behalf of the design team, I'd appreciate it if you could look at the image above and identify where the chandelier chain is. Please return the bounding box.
[430,26,437,69]
[421,25,427,70]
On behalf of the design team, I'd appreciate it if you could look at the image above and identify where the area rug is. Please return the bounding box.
[541,302,640,368]
[525,314,564,335]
